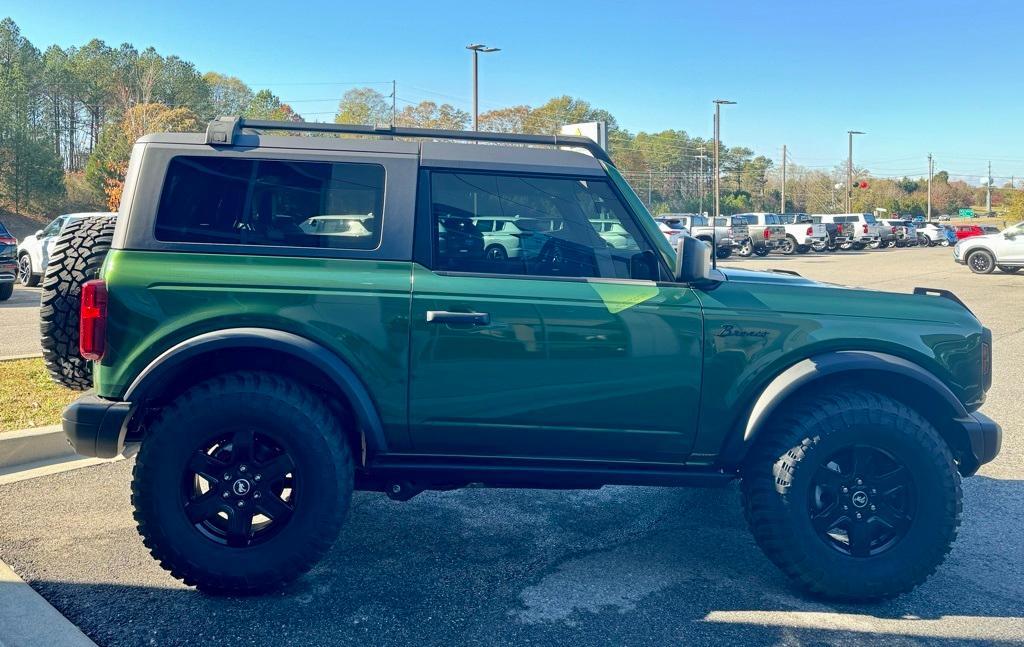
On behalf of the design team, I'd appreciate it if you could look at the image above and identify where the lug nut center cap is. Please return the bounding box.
[851,490,869,508]
[232,479,252,497]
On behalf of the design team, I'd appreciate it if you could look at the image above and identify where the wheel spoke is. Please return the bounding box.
[186,450,226,481]
[258,453,294,482]
[847,520,874,557]
[256,493,294,523]
[873,465,909,495]
[184,492,224,524]
[810,501,845,534]
[226,507,255,546]
[814,465,844,491]
[872,500,912,533]
[851,446,873,477]
[231,429,255,463]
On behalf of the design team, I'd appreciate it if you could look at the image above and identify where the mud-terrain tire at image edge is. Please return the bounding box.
[132,371,353,593]
[740,388,961,600]
[39,215,116,389]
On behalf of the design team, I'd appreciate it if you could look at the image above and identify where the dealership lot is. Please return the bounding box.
[0,246,1021,646]
[0,284,41,359]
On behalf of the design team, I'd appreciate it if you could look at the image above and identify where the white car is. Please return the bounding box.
[814,213,882,249]
[953,221,1024,274]
[918,222,951,247]
[17,212,115,286]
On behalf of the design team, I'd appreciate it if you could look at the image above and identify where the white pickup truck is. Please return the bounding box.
[730,213,788,256]
[775,213,829,254]
[655,213,735,259]
[815,213,883,249]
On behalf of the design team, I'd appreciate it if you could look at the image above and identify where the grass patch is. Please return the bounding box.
[0,358,78,432]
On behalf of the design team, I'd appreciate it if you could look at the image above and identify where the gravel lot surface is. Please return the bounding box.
[0,246,1021,646]
[0,284,41,359]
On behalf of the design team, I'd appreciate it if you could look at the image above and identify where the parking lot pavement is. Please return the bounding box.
[0,284,41,359]
[0,246,1021,646]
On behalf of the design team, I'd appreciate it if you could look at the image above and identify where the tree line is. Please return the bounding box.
[1,16,1016,220]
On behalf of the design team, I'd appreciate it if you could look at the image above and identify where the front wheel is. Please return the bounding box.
[132,371,353,594]
[967,250,995,274]
[741,389,961,600]
[753,244,771,257]
[869,239,882,249]
[17,254,38,287]
[737,240,753,257]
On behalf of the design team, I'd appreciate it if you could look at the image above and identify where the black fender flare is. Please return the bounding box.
[720,350,970,467]
[124,327,388,455]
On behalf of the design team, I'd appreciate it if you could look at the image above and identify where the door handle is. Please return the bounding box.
[425,311,490,325]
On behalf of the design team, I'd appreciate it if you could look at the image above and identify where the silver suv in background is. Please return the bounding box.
[655,213,734,258]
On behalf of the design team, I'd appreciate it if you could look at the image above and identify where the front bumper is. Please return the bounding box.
[62,392,133,459]
[956,411,1002,476]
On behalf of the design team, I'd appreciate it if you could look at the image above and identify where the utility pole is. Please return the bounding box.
[986,161,992,215]
[781,144,787,213]
[846,130,865,212]
[927,153,933,220]
[391,80,397,126]
[698,144,706,215]
[466,44,500,131]
[648,170,653,206]
[714,99,736,219]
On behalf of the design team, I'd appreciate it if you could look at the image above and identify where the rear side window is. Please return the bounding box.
[155,156,385,250]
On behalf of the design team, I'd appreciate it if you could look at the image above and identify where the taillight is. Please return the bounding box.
[79,279,107,361]
[837,224,844,233]
[806,226,813,236]
[862,223,869,234]
[763,227,771,239]
[891,226,897,233]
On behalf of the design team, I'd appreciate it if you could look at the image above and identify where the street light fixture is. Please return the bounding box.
[713,100,736,222]
[847,130,865,212]
[467,44,500,131]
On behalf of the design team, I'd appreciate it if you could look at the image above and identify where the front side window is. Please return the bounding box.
[42,217,65,237]
[155,156,385,250]
[430,171,657,280]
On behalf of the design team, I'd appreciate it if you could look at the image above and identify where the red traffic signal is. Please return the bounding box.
[855,181,868,189]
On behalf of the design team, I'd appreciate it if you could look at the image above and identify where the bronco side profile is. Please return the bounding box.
[54,118,1000,600]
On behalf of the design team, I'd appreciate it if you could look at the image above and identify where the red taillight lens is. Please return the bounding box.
[763,227,771,239]
[862,223,869,234]
[79,279,107,361]
[806,226,813,236]
[891,226,897,233]
[837,224,844,233]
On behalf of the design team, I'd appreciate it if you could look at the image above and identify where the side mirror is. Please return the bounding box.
[35,230,43,237]
[674,235,712,283]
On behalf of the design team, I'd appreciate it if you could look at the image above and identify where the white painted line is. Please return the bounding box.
[0,353,44,361]
[0,558,97,647]
[704,610,1024,641]
[0,455,123,486]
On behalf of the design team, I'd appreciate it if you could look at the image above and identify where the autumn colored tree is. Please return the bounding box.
[335,87,391,126]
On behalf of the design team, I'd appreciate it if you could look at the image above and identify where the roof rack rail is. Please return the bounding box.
[204,116,614,165]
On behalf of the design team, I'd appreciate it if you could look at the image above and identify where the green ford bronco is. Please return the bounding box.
[52,117,1000,599]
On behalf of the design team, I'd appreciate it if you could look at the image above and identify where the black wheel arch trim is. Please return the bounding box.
[720,350,973,469]
[123,327,388,457]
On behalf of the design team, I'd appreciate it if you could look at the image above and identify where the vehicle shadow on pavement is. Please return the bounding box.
[1,460,1020,647]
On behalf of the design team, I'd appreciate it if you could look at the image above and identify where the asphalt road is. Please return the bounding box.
[0,284,41,359]
[0,246,1021,646]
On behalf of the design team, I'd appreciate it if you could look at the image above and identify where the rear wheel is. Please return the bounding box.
[17,254,38,287]
[796,245,810,254]
[741,389,961,600]
[779,236,797,255]
[967,250,995,274]
[997,265,1020,274]
[737,240,753,257]
[0,282,12,301]
[39,215,117,389]
[753,245,771,257]
[132,371,352,594]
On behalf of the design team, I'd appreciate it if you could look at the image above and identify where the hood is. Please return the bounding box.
[719,267,827,288]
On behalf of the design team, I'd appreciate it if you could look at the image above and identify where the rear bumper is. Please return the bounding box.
[0,258,15,282]
[61,392,132,459]
[956,411,1002,476]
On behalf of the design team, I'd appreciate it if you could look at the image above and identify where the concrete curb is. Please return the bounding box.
[0,558,97,647]
[0,425,73,471]
[0,353,44,362]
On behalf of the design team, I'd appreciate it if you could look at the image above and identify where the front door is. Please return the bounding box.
[408,169,703,463]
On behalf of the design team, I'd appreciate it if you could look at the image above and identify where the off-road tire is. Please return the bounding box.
[0,282,12,301]
[18,253,38,287]
[132,371,353,594]
[997,265,1020,274]
[39,215,116,389]
[966,249,995,274]
[740,389,961,600]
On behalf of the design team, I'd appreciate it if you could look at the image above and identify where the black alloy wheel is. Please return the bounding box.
[808,445,915,558]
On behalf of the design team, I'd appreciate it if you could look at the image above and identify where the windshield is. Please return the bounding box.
[689,215,708,226]
[1006,221,1024,235]
[731,215,752,225]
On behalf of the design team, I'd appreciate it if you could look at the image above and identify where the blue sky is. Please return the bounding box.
[7,0,1024,183]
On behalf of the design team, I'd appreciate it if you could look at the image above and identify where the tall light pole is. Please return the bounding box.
[466,44,500,131]
[846,130,864,212]
[714,99,736,220]
[780,144,787,213]
[927,153,933,220]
